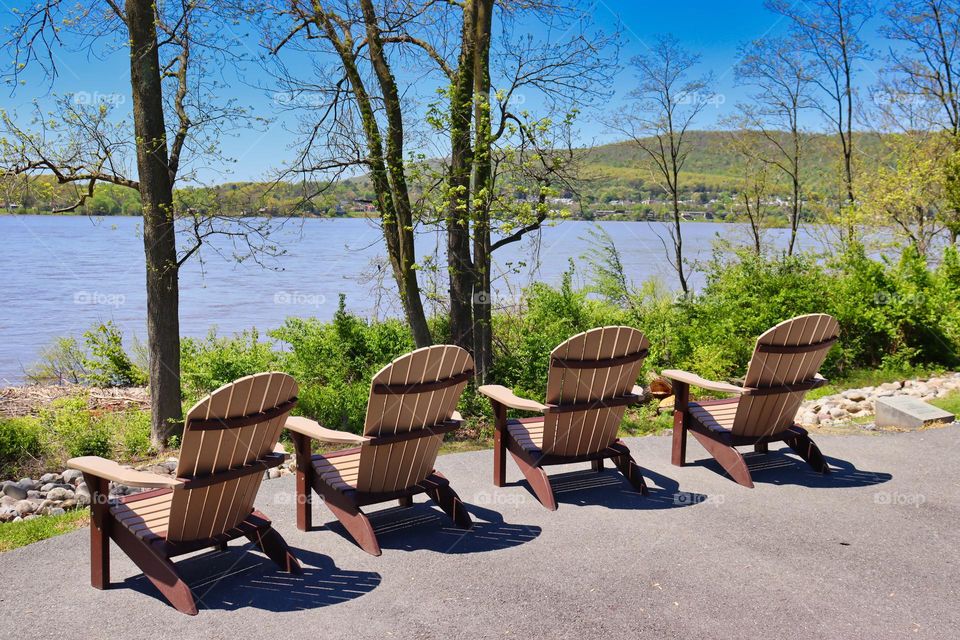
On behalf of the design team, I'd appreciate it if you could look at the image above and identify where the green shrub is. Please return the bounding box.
[83,322,148,387]
[270,295,415,433]
[40,395,113,459]
[180,328,279,401]
[112,410,153,458]
[0,417,45,476]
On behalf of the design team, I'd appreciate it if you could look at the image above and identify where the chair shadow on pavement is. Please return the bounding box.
[124,546,381,613]
[692,448,893,488]
[504,464,711,511]
[321,501,542,555]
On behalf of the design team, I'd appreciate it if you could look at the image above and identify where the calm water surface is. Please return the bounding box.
[0,215,823,383]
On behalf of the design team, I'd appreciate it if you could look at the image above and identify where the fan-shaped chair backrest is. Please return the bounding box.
[732,314,839,438]
[542,326,649,457]
[357,345,474,493]
[166,372,298,542]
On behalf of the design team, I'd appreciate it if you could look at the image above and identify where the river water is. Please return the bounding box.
[0,215,826,383]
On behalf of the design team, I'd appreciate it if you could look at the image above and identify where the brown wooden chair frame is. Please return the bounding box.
[68,377,301,615]
[665,316,836,488]
[287,347,474,556]
[480,327,652,511]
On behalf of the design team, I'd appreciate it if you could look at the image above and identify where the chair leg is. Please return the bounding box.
[292,433,313,532]
[245,513,301,573]
[754,441,769,453]
[398,496,413,508]
[672,382,689,466]
[322,494,382,556]
[425,482,472,529]
[612,453,649,496]
[510,451,557,511]
[83,474,110,590]
[111,522,198,616]
[591,459,604,472]
[784,427,831,474]
[493,402,507,487]
[690,431,754,488]
[215,541,228,552]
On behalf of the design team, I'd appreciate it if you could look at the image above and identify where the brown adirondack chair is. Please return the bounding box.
[663,313,839,488]
[287,345,474,556]
[67,372,302,615]
[478,326,651,511]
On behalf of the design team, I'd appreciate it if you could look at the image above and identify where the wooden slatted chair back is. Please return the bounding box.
[732,314,839,438]
[542,326,649,457]
[166,372,298,542]
[356,345,474,493]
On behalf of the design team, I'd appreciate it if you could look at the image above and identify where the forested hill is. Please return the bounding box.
[579,131,891,202]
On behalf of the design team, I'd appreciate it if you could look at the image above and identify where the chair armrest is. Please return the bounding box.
[67,456,184,489]
[661,370,746,395]
[451,410,464,423]
[285,416,371,444]
[478,385,550,412]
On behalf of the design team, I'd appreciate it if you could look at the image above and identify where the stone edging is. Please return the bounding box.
[797,372,960,427]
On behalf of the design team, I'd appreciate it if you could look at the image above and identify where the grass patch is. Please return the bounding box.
[0,508,89,553]
[930,391,960,416]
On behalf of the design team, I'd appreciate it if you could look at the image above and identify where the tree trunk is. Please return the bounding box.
[471,0,494,382]
[446,1,478,352]
[126,0,182,444]
[358,0,432,348]
[671,190,688,294]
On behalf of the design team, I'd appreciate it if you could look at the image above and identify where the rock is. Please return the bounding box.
[13,500,36,516]
[75,485,91,507]
[0,495,16,507]
[60,499,77,510]
[46,487,75,501]
[40,483,56,492]
[267,468,281,480]
[39,473,58,484]
[2,483,28,501]
[48,507,66,516]
[0,506,17,522]
[799,412,819,425]
[163,460,179,473]
[843,390,867,402]
[18,477,37,491]
[27,490,42,500]
[829,407,848,419]
[62,469,84,485]
[875,396,955,430]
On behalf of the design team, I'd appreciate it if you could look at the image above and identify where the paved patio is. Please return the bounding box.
[1,426,958,639]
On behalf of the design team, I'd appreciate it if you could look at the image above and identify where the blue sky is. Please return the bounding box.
[1,0,894,182]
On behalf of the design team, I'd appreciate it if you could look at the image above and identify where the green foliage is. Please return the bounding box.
[40,395,112,459]
[0,417,46,477]
[179,328,279,401]
[270,295,415,433]
[490,263,629,401]
[583,242,960,383]
[1,396,157,474]
[82,322,148,387]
